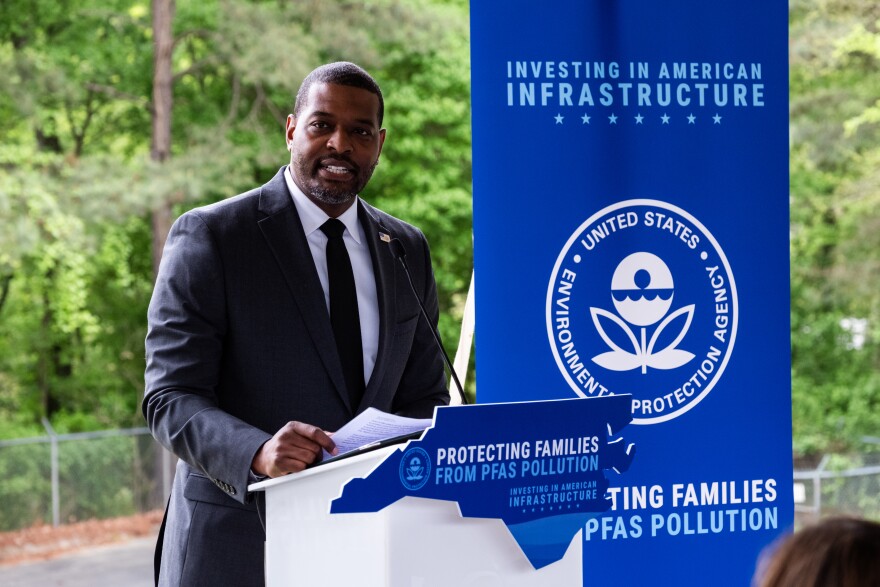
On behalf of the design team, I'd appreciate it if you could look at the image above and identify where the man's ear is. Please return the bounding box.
[285,114,297,148]
[377,128,387,158]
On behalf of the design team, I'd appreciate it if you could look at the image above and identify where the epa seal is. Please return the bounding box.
[399,447,431,491]
[546,199,737,424]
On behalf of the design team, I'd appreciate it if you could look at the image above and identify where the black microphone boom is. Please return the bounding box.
[389,238,468,405]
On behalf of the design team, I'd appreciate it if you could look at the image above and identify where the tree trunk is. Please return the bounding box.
[151,0,175,278]
[150,0,178,504]
[151,203,173,278]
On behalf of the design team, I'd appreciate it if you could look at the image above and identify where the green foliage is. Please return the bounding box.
[0,0,475,435]
[790,0,880,455]
[0,197,151,427]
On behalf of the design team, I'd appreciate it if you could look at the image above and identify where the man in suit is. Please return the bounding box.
[144,62,450,586]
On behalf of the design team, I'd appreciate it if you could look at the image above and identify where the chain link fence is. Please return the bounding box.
[0,423,172,532]
[2,423,878,533]
[794,450,880,526]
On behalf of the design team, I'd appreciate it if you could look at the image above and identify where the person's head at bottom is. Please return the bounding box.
[754,516,880,587]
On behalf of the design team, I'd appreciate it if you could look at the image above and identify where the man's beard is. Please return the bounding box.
[291,153,378,206]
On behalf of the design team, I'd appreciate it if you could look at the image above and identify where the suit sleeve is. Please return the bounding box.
[390,229,451,417]
[143,212,271,503]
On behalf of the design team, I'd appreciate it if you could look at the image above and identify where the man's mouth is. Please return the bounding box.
[318,159,356,178]
[322,165,353,175]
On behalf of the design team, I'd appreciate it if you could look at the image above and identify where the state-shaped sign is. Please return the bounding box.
[331,396,635,569]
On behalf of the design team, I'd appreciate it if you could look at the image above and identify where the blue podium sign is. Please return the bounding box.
[470,1,792,584]
[332,397,635,569]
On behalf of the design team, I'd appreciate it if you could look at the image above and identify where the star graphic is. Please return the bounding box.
[687,114,696,124]
[554,113,564,124]
[581,113,591,124]
[608,114,618,124]
[634,113,644,124]
[713,113,722,124]
[661,113,670,124]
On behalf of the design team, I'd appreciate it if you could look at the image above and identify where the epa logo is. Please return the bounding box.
[592,251,695,374]
[399,447,431,491]
[546,199,738,424]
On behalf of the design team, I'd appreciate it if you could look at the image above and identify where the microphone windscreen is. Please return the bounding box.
[389,238,407,261]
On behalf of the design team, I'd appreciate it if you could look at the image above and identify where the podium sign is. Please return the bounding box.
[253,398,635,585]
[470,1,792,585]
[333,397,635,570]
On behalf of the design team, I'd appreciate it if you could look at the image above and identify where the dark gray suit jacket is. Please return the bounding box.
[143,167,449,586]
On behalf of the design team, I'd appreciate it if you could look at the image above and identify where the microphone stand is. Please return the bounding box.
[389,239,469,405]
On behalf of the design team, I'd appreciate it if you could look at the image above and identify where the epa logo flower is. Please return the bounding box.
[405,456,425,481]
[590,252,695,374]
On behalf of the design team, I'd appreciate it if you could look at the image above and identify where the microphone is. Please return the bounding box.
[388,238,469,405]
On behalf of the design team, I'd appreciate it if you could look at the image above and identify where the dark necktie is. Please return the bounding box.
[320,218,364,408]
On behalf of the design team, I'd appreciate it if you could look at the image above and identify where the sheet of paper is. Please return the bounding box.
[322,407,432,460]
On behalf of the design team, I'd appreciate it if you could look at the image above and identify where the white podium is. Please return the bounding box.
[249,445,583,586]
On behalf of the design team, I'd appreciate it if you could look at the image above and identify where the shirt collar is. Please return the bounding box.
[285,166,363,244]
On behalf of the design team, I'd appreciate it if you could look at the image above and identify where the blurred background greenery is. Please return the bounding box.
[0,0,877,467]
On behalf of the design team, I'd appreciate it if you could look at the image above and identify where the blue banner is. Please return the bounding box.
[470,1,792,585]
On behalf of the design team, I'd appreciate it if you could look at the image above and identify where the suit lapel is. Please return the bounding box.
[358,202,397,412]
[256,170,352,412]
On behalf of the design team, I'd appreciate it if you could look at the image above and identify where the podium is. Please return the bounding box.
[250,446,581,585]
[249,397,634,586]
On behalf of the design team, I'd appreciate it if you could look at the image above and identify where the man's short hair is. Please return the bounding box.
[294,62,384,126]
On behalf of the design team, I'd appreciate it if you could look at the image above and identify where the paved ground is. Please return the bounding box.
[0,537,155,587]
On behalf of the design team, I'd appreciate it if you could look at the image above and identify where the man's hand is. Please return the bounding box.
[251,421,337,478]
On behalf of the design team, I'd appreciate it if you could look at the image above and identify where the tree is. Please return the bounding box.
[790,0,880,455]
[0,0,476,430]
[151,0,175,276]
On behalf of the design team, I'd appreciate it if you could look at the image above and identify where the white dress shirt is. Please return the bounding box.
[284,167,380,386]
